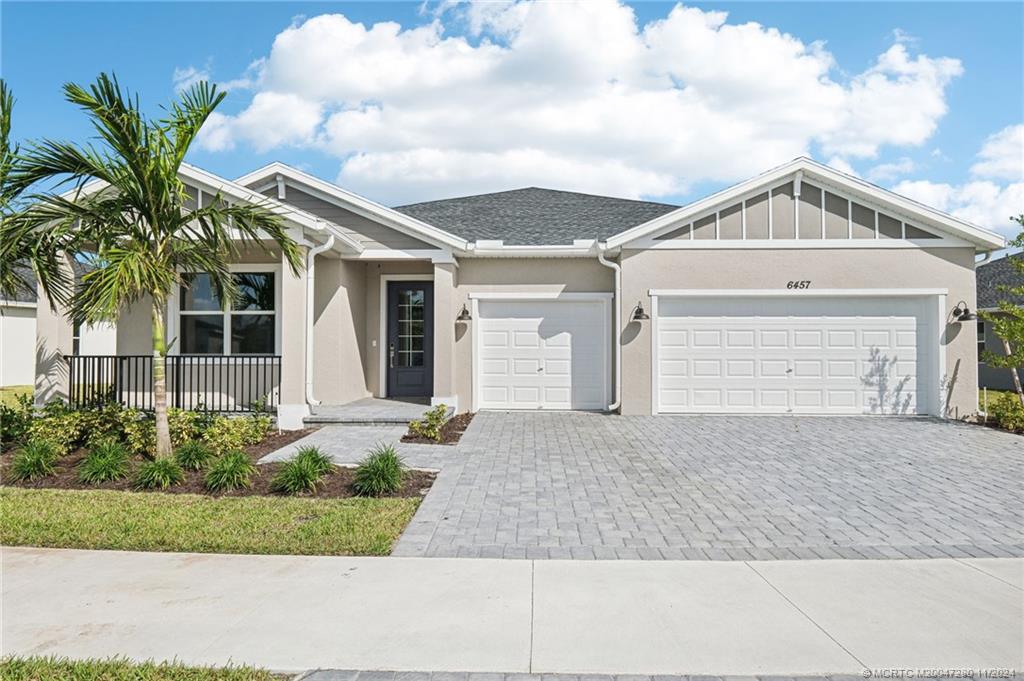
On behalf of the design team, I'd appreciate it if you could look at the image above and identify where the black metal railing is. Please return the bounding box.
[66,354,281,413]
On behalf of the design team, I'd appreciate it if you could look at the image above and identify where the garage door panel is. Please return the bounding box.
[477,299,609,410]
[656,296,928,415]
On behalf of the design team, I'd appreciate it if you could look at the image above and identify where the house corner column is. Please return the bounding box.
[277,247,309,429]
[432,260,458,411]
[34,257,75,407]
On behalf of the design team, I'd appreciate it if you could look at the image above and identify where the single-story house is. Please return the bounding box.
[3,263,115,388]
[977,254,1023,392]
[33,157,1006,426]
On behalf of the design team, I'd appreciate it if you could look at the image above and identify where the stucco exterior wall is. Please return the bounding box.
[311,257,370,404]
[450,258,614,411]
[1,305,37,387]
[618,247,979,418]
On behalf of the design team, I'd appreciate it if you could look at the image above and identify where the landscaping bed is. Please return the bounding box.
[402,410,474,445]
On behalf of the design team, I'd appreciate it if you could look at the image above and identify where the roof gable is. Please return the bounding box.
[606,158,1006,251]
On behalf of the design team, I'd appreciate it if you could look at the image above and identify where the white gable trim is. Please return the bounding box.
[236,162,469,252]
[606,158,1006,251]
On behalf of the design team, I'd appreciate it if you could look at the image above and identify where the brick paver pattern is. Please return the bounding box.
[391,412,1023,560]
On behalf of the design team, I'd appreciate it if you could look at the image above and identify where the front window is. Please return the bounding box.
[179,272,276,354]
[978,320,986,358]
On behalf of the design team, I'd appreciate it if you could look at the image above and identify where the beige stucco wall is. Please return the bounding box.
[311,257,370,404]
[450,258,615,411]
[618,247,979,418]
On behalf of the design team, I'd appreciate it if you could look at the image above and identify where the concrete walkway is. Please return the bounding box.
[3,547,1021,674]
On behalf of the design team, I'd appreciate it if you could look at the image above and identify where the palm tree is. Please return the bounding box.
[6,73,302,458]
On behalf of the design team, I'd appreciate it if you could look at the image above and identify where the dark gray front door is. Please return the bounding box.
[387,281,433,398]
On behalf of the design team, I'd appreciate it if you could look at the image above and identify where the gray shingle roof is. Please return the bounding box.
[393,187,679,246]
[1,259,95,305]
[978,254,1024,309]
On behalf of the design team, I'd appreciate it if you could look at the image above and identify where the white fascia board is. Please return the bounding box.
[234,162,469,252]
[466,244,600,258]
[0,299,38,309]
[607,157,1006,251]
[647,287,949,298]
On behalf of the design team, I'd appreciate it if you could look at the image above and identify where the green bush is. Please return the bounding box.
[123,412,156,456]
[245,413,273,444]
[352,443,406,496]
[988,391,1024,432]
[27,409,84,454]
[408,404,449,442]
[168,408,204,446]
[134,458,185,490]
[270,446,333,495]
[174,440,215,471]
[7,439,60,482]
[202,417,253,455]
[204,450,258,492]
[78,439,130,484]
[0,393,34,446]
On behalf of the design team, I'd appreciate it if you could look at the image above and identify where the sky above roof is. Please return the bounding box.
[3,1,1022,241]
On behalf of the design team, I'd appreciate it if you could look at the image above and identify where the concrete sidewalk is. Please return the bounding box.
[2,547,1020,675]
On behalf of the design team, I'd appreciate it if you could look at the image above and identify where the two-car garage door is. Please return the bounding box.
[655,296,934,415]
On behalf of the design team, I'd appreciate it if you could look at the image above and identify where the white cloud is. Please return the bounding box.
[197,0,964,203]
[172,65,210,92]
[970,124,1024,181]
[892,179,1022,238]
[867,157,916,183]
[825,156,858,177]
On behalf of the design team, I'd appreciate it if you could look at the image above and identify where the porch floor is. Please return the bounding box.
[305,397,430,425]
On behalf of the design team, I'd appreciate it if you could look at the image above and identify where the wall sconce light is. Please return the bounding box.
[951,301,977,322]
[631,301,650,321]
[456,304,472,322]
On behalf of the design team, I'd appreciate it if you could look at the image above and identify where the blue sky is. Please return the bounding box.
[2,1,1022,236]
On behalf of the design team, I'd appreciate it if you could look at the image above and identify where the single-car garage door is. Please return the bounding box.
[655,296,934,415]
[475,297,610,410]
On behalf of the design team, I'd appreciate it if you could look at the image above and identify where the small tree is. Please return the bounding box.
[980,214,1024,407]
[5,74,302,458]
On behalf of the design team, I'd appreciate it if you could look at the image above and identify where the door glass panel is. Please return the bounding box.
[397,288,425,367]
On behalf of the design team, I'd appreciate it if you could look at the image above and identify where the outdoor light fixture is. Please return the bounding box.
[456,304,472,322]
[951,301,977,322]
[632,301,650,321]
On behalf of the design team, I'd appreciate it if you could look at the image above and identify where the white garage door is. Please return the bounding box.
[655,296,932,415]
[476,298,610,410]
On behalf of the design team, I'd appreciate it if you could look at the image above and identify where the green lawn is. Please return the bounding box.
[0,656,279,680]
[0,384,31,408]
[0,487,421,556]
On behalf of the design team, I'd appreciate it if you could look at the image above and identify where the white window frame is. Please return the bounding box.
[977,319,986,358]
[167,263,282,357]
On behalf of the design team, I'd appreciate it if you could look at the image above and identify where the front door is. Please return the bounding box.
[387,281,434,398]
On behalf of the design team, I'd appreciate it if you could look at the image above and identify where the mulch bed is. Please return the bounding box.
[2,427,436,499]
[401,411,475,445]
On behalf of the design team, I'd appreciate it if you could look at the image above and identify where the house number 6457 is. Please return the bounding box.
[786,280,811,289]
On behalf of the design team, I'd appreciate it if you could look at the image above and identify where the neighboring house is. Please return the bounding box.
[33,157,1006,426]
[2,263,116,388]
[977,254,1023,392]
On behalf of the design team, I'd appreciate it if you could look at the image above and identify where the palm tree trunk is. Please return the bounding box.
[1003,338,1024,408]
[152,300,173,459]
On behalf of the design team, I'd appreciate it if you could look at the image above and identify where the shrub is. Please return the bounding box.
[352,443,406,496]
[245,413,273,444]
[0,393,34,446]
[174,440,215,471]
[270,446,334,495]
[988,391,1024,432]
[7,439,60,482]
[123,413,156,456]
[78,439,130,484]
[202,417,251,455]
[408,404,449,442]
[204,450,257,492]
[294,446,333,476]
[78,403,135,447]
[134,458,185,490]
[27,410,84,454]
[169,408,204,446]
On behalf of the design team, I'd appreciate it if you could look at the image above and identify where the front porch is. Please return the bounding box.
[306,397,429,425]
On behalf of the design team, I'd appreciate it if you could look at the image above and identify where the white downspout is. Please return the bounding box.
[975,251,993,267]
[305,235,335,407]
[597,245,622,412]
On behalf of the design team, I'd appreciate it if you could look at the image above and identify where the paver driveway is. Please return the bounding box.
[393,412,1023,560]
